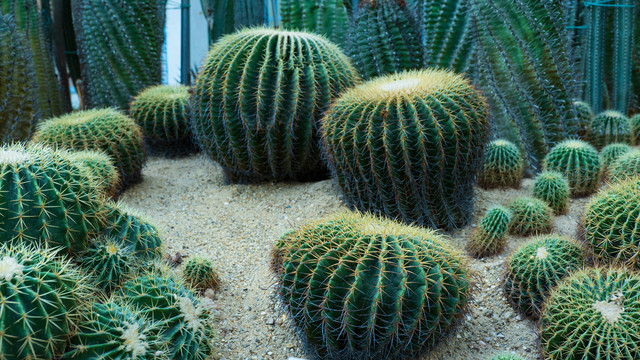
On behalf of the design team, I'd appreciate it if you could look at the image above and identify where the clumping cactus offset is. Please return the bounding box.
[279,0,350,47]
[587,110,632,149]
[532,171,570,215]
[478,139,523,189]
[190,27,359,183]
[32,108,146,187]
[504,236,584,318]
[101,202,163,260]
[68,149,120,197]
[322,69,489,230]
[544,140,602,197]
[541,268,640,359]
[608,150,640,182]
[80,236,136,293]
[572,100,594,138]
[273,212,472,359]
[600,143,633,170]
[183,257,220,292]
[508,197,553,236]
[631,114,640,145]
[130,85,191,146]
[467,206,512,258]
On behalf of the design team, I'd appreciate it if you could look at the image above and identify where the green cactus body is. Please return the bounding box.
[130,85,191,145]
[609,150,640,182]
[571,100,594,138]
[200,0,265,44]
[600,143,633,170]
[541,268,640,359]
[532,171,570,215]
[478,139,523,189]
[587,110,632,149]
[80,236,136,293]
[504,236,583,319]
[102,203,163,260]
[183,257,220,291]
[68,149,120,197]
[508,197,553,236]
[321,70,489,230]
[467,206,511,258]
[32,108,146,187]
[347,0,423,79]
[279,0,350,48]
[631,114,640,145]
[544,140,602,197]
[0,244,88,359]
[274,212,472,358]
[190,28,360,183]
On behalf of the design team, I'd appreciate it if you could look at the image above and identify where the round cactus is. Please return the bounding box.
[32,108,146,187]
[67,149,120,197]
[478,139,524,189]
[587,110,632,149]
[321,69,489,230]
[544,139,602,197]
[541,268,640,359]
[532,171,570,214]
[631,114,640,145]
[80,236,136,293]
[190,27,360,183]
[600,142,633,170]
[130,85,191,145]
[273,212,472,359]
[0,243,88,359]
[504,236,584,318]
[467,206,512,257]
[571,100,594,138]
[508,197,553,236]
[101,202,163,260]
[183,257,220,292]
[609,150,640,182]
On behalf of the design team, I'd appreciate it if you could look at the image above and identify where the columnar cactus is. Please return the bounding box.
[279,0,350,48]
[322,70,489,229]
[587,110,632,149]
[609,150,640,182]
[273,212,472,358]
[191,28,359,183]
[467,206,512,258]
[478,139,523,189]
[572,100,594,138]
[101,202,163,260]
[544,140,602,197]
[600,143,633,170]
[541,268,640,359]
[199,0,265,44]
[508,197,553,236]
[532,171,570,215]
[183,257,220,291]
[80,236,136,293]
[68,149,120,197]
[130,85,191,146]
[631,114,640,145]
[504,236,584,318]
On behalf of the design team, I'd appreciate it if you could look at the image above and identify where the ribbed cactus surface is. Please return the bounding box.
[544,140,602,197]
[587,110,631,149]
[532,171,570,215]
[631,114,640,145]
[80,236,136,293]
[130,85,191,145]
[572,100,594,138]
[609,150,640,182]
[508,197,553,236]
[101,202,163,260]
[68,149,120,197]
[600,143,633,170]
[279,0,350,48]
[478,139,523,189]
[183,257,220,291]
[467,206,511,258]
[200,0,265,44]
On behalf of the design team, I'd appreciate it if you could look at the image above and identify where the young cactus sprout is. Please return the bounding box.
[467,206,512,257]
[183,256,220,292]
[532,171,570,214]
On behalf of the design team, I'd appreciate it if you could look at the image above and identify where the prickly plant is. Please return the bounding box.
[544,140,602,197]
[322,70,489,230]
[587,110,632,149]
[478,139,523,189]
[572,100,594,138]
[273,212,472,359]
[508,197,553,236]
[200,0,265,44]
[80,236,136,293]
[467,206,512,258]
[279,0,350,48]
[101,202,163,260]
[631,113,640,145]
[609,150,640,182]
[68,149,120,197]
[532,171,570,215]
[130,85,191,146]
[183,257,220,292]
[600,143,633,170]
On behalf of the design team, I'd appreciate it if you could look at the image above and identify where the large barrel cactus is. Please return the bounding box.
[321,69,489,229]
[279,0,350,48]
[273,212,472,359]
[191,28,359,183]
[101,202,163,260]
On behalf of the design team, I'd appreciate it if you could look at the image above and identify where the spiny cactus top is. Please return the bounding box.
[80,236,136,293]
[321,69,489,230]
[631,114,640,145]
[532,171,570,215]
[508,197,553,236]
[183,256,220,292]
[609,150,640,183]
[478,139,523,189]
[190,27,360,183]
[600,143,633,170]
[67,149,120,198]
[544,140,602,197]
[279,0,350,48]
[467,206,512,258]
[541,268,640,359]
[101,202,163,260]
[274,212,472,359]
[130,85,191,145]
[588,110,632,149]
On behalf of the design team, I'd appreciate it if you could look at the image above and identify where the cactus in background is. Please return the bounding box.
[130,85,191,146]
[200,0,265,44]
[505,236,584,318]
[587,110,631,149]
[572,100,594,138]
[541,268,640,359]
[279,0,350,48]
[71,0,167,109]
[478,139,523,189]
[609,150,640,182]
[532,171,570,215]
[508,197,553,236]
[191,28,359,183]
[467,206,512,258]
[101,202,163,260]
[80,236,136,293]
[183,257,220,292]
[600,142,632,170]
[631,114,640,144]
[544,140,602,197]
[273,212,471,358]
[322,70,489,230]
[68,149,120,197]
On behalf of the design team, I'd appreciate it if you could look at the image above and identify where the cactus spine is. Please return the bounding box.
[183,257,220,291]
[544,140,602,197]
[467,206,512,258]
[600,143,632,170]
[478,139,523,189]
[200,0,265,44]
[68,149,120,197]
[572,100,594,138]
[80,236,136,293]
[631,114,640,145]
[508,197,553,236]
[532,171,570,215]
[609,150,640,182]
[279,0,350,48]
[102,202,163,260]
[587,110,631,149]
[130,85,191,146]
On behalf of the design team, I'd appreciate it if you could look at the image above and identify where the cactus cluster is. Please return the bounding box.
[274,212,471,359]
[478,139,523,189]
[467,206,511,258]
[322,70,488,230]
[572,100,594,138]
[183,257,220,291]
[587,110,632,149]
[80,236,136,293]
[130,85,191,146]
[101,202,163,260]
[508,197,553,236]
[68,149,120,197]
[632,114,640,145]
[279,0,350,48]
[600,143,633,170]
[609,150,640,182]
[544,140,602,197]
[532,171,570,215]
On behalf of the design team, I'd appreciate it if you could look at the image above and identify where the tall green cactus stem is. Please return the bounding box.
[80,236,136,293]
[346,0,424,79]
[532,171,570,215]
[71,0,167,109]
[467,206,512,258]
[505,236,584,319]
[191,28,359,183]
[0,243,88,359]
[130,85,191,146]
[572,100,595,138]
[587,110,631,149]
[68,149,120,197]
[102,202,163,260]
[609,150,640,182]
[273,212,472,359]
[631,114,640,145]
[478,139,523,189]
[183,257,220,292]
[200,0,265,44]
[279,0,350,48]
[508,197,553,236]
[600,143,632,170]
[322,70,489,229]
[584,1,605,114]
[541,268,640,359]
[612,0,634,113]
[544,140,602,197]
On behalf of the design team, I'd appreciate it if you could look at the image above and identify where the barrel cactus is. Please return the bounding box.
[130,85,191,146]
[541,268,640,359]
[183,257,220,292]
[273,212,472,359]
[191,28,359,183]
[587,110,632,149]
[572,100,594,138]
[467,206,512,258]
[508,197,553,236]
[532,171,570,215]
[544,140,602,197]
[600,143,633,170]
[631,114,640,145]
[80,236,136,293]
[68,149,120,197]
[101,202,163,260]
[505,236,584,319]
[609,150,640,182]
[279,0,350,48]
[322,70,489,230]
[32,108,146,187]
[478,139,523,189]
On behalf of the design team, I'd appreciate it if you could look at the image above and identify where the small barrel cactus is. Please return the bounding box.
[587,110,632,149]
[631,113,640,145]
[532,171,570,214]
[544,140,602,197]
[571,100,594,138]
[600,143,633,170]
[322,69,489,230]
[478,139,524,189]
[101,202,163,260]
[508,197,553,236]
[68,149,120,197]
[273,212,472,359]
[608,150,640,182]
[504,236,584,318]
[541,268,640,359]
[130,85,191,146]
[467,206,512,258]
[190,27,359,183]
[32,108,147,187]
[80,236,136,293]
[183,257,220,291]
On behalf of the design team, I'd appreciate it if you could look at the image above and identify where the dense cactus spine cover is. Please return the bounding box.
[532,171,570,215]
[322,70,489,230]
[572,100,594,138]
[183,257,220,291]
[478,139,523,189]
[587,110,631,149]
[200,0,265,44]
[190,28,359,183]
[130,85,191,145]
[80,236,136,293]
[631,114,640,145]
[467,206,511,258]
[68,149,120,197]
[600,142,632,170]
[508,197,553,236]
[279,0,350,48]
[544,140,602,197]
[102,202,163,260]
[609,150,640,182]
[273,212,472,359]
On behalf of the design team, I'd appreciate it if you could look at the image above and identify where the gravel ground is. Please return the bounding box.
[119,154,592,360]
